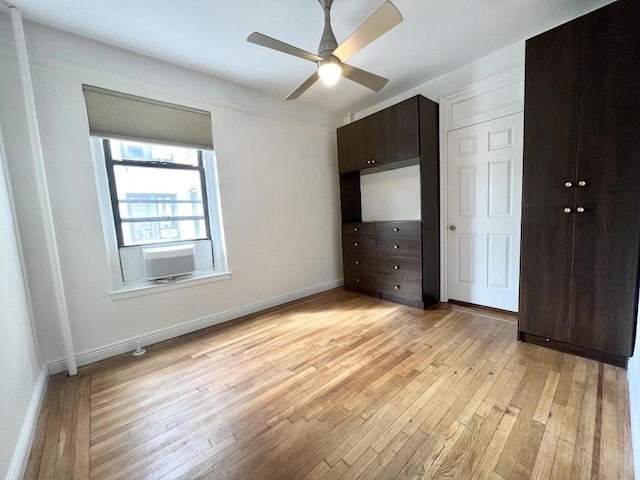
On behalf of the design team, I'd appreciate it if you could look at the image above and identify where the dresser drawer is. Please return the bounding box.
[376,235,421,258]
[376,221,421,237]
[343,253,377,273]
[343,235,376,254]
[344,270,378,292]
[343,222,376,236]
[377,255,422,279]
[378,275,422,301]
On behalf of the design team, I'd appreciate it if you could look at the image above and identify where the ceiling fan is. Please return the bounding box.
[247,0,403,100]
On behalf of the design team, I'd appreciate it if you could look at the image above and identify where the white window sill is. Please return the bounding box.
[109,270,232,301]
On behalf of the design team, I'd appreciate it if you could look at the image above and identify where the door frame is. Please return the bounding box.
[438,67,525,303]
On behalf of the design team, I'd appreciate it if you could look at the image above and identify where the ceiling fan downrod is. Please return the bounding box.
[318,0,338,59]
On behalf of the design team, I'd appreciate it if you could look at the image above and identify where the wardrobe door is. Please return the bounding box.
[522,20,582,207]
[576,0,640,204]
[570,201,640,355]
[518,205,574,341]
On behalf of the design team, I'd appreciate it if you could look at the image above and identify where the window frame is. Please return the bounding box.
[102,139,213,248]
[90,136,230,295]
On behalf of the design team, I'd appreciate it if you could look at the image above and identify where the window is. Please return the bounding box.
[104,139,210,247]
[84,85,229,290]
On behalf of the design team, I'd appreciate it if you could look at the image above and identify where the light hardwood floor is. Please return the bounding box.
[24,288,633,479]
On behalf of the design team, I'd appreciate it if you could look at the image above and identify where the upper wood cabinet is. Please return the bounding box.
[522,19,581,207]
[575,0,640,204]
[337,97,420,174]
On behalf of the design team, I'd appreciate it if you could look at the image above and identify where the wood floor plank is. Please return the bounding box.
[20,289,633,480]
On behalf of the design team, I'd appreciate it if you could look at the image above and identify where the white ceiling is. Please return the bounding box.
[7,0,614,114]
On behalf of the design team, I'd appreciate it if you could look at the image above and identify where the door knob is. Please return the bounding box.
[449,225,456,231]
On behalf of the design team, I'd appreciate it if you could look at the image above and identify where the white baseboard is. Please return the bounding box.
[6,369,48,480]
[628,356,640,480]
[48,279,343,375]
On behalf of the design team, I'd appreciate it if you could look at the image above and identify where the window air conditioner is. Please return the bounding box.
[143,244,196,280]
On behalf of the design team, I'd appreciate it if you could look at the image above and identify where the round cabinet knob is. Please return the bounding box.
[449,225,457,231]
[563,208,572,214]
[394,265,399,270]
[577,207,585,213]
[370,159,376,165]
[394,285,400,290]
[393,227,400,232]
[355,260,360,265]
[366,160,371,165]
[393,245,399,249]
[356,278,361,282]
[354,242,359,247]
[565,181,573,188]
[578,180,587,187]
[353,227,359,232]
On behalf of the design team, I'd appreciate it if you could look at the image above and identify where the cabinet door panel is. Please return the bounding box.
[570,201,640,356]
[396,97,420,161]
[371,105,398,167]
[576,0,640,204]
[522,20,582,206]
[518,205,574,341]
[337,120,371,173]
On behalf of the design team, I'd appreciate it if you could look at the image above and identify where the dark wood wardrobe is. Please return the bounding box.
[518,0,640,366]
[337,95,439,309]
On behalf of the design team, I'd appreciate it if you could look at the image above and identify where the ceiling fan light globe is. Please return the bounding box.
[318,62,342,86]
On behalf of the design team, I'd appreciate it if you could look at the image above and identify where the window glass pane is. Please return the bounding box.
[121,219,207,246]
[113,165,207,245]
[109,139,199,166]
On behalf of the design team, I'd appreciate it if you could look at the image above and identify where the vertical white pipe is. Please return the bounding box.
[9,6,78,375]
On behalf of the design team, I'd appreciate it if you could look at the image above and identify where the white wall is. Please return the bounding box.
[628,305,640,479]
[361,165,421,221]
[0,125,43,478]
[0,14,343,367]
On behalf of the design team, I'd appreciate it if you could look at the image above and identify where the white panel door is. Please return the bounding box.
[447,113,523,311]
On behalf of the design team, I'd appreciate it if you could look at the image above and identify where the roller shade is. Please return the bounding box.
[83,85,214,150]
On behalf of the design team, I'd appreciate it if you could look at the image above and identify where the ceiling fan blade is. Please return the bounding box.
[286,72,320,100]
[247,32,323,63]
[342,64,389,92]
[333,1,403,62]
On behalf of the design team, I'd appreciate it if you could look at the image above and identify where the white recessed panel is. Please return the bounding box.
[458,135,478,156]
[361,165,421,221]
[487,235,511,288]
[458,235,476,284]
[458,166,476,217]
[489,127,514,151]
[488,159,512,217]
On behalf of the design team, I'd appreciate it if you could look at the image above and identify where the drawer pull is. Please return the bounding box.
[393,227,399,232]
[393,245,399,249]
[354,242,359,247]
[394,285,400,290]
[394,265,399,270]
[353,227,359,232]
